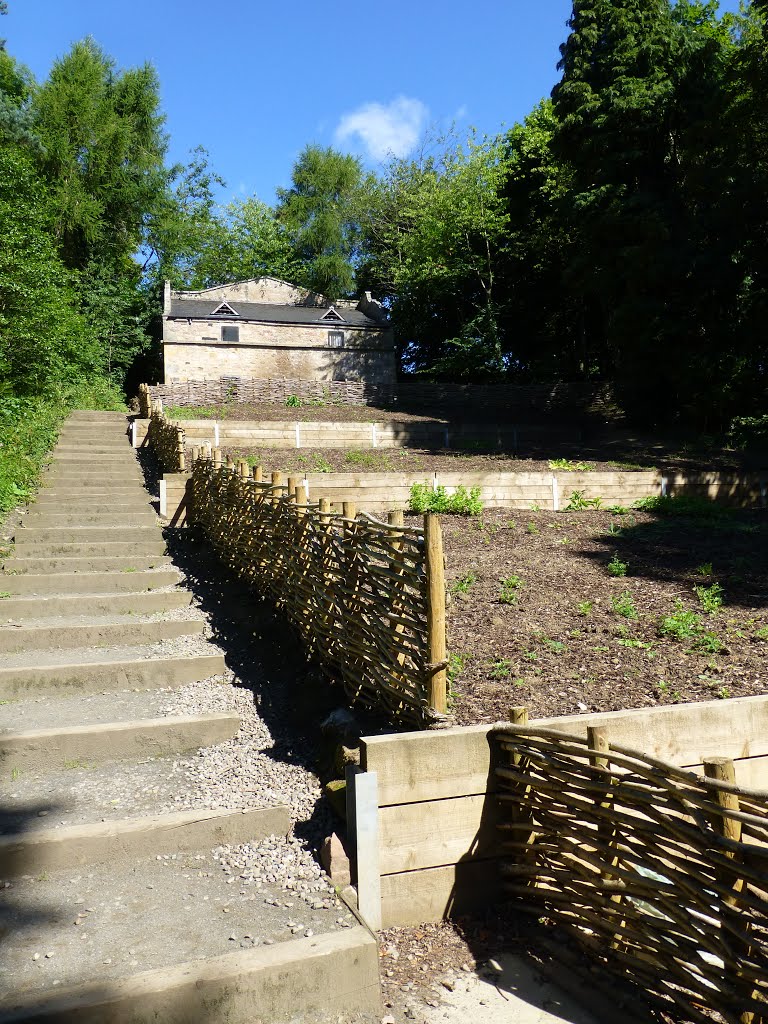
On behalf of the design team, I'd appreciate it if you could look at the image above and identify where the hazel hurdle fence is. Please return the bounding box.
[188,450,447,725]
[494,713,768,1024]
[144,403,186,472]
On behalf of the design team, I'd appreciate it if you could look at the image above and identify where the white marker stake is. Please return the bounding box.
[551,475,560,512]
[295,423,301,448]
[351,770,381,930]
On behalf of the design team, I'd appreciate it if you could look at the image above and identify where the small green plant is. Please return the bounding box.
[489,658,513,679]
[499,575,525,604]
[121,567,137,573]
[617,638,652,649]
[285,395,303,408]
[693,632,724,654]
[10,766,20,781]
[0,591,10,599]
[64,759,94,770]
[605,522,624,537]
[755,626,768,641]
[607,554,628,577]
[311,454,333,473]
[695,582,724,615]
[530,503,542,512]
[526,521,539,535]
[549,458,590,471]
[611,590,638,620]
[564,489,603,511]
[540,638,566,654]
[577,600,594,617]
[450,572,477,596]
[659,599,702,640]
[36,872,50,882]
[717,686,731,699]
[408,483,483,516]
[447,652,470,697]
[656,680,681,701]
[695,562,713,577]
[607,505,629,515]
[522,650,538,662]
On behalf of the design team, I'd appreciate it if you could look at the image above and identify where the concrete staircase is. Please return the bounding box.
[0,412,379,1023]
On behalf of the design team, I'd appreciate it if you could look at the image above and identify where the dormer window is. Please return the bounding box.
[321,307,344,322]
[213,301,238,316]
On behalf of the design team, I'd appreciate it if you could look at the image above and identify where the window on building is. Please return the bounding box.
[222,324,239,343]
[321,307,344,322]
[213,301,238,316]
[327,330,344,348]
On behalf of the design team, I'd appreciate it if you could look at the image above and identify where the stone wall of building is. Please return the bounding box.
[163,320,395,385]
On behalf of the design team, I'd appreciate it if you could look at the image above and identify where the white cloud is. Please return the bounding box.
[335,96,428,161]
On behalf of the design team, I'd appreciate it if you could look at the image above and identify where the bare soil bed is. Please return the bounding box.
[425,504,768,725]
[217,446,628,476]
[167,402,446,424]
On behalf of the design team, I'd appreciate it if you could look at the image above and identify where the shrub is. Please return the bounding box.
[695,582,724,615]
[285,395,302,407]
[728,414,768,450]
[607,554,629,577]
[408,483,483,516]
[659,600,703,640]
[611,591,638,619]
[563,489,603,511]
[549,458,590,471]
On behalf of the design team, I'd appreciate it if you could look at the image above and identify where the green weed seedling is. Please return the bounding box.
[312,455,332,473]
[755,626,768,641]
[541,638,566,654]
[10,767,20,781]
[526,522,539,535]
[659,599,702,640]
[693,632,724,654]
[450,572,476,596]
[549,459,590,472]
[695,582,724,615]
[0,591,10,599]
[717,686,731,699]
[499,575,525,604]
[523,650,539,662]
[605,522,624,538]
[285,395,303,408]
[617,638,652,649]
[577,600,594,617]
[607,505,629,515]
[696,562,713,577]
[564,490,603,511]
[611,590,638,620]
[490,659,513,679]
[122,567,137,573]
[607,554,628,577]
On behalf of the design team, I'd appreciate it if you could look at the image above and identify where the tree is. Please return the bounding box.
[0,146,98,395]
[32,38,169,272]
[276,145,363,297]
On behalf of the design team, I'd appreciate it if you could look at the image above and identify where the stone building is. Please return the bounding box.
[162,277,396,386]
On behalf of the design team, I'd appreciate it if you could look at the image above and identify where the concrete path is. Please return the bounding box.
[0,412,380,1023]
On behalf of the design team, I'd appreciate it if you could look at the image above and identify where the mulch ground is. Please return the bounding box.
[167,402,445,424]
[217,446,627,475]
[422,505,768,725]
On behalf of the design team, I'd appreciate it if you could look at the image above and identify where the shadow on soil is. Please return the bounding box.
[584,506,768,610]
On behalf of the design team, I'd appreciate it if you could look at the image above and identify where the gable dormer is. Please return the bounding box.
[320,306,345,323]
[212,301,238,317]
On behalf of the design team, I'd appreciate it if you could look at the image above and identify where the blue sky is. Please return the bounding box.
[4,0,743,205]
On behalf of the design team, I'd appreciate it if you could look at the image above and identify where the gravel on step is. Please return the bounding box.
[0,850,354,998]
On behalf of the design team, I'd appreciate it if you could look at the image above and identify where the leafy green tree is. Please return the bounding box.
[32,38,169,272]
[179,197,300,289]
[0,146,98,395]
[276,144,362,297]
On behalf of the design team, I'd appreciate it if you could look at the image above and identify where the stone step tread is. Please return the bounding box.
[23,516,159,527]
[0,591,191,618]
[32,496,153,505]
[2,557,172,574]
[0,851,349,1004]
[0,687,226,734]
[0,641,221,670]
[0,619,206,655]
[16,525,161,536]
[8,542,167,555]
[0,610,200,627]
[0,570,180,595]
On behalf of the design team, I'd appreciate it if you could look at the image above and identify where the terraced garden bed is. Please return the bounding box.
[431,500,768,725]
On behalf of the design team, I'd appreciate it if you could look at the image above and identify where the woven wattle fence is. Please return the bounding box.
[142,378,390,410]
[145,405,185,472]
[494,717,768,1023]
[189,453,447,725]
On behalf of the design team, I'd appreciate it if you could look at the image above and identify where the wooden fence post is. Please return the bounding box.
[587,725,625,948]
[424,512,447,714]
[343,501,356,520]
[213,447,222,470]
[703,757,754,1024]
[191,445,200,465]
[270,471,282,506]
[252,465,263,483]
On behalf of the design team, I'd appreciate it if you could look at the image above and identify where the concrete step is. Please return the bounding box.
[33,492,152,505]
[0,618,205,654]
[65,411,129,421]
[52,453,137,464]
[44,470,144,483]
[2,555,172,573]
[54,441,131,450]
[0,853,372,1024]
[0,569,180,595]
[0,711,239,771]
[14,526,161,544]
[0,590,191,618]
[0,649,226,698]
[8,540,167,557]
[23,512,159,527]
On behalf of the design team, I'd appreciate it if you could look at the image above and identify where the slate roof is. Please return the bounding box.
[168,298,380,328]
